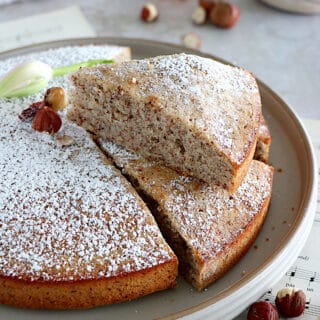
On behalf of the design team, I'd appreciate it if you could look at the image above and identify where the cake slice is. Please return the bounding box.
[0,45,178,310]
[99,139,274,291]
[68,53,262,193]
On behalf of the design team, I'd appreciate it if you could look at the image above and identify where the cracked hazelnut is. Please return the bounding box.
[247,301,279,320]
[209,2,240,28]
[32,106,62,134]
[44,87,68,111]
[275,288,306,317]
[141,3,159,22]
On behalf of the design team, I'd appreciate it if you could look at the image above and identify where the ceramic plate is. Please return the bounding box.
[0,38,317,320]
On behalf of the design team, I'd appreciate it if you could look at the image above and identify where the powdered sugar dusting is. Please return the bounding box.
[0,46,174,282]
[100,139,273,260]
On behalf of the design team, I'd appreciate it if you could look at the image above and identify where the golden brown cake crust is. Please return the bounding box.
[0,261,177,309]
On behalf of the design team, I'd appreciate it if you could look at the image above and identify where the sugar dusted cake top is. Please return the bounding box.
[0,46,174,282]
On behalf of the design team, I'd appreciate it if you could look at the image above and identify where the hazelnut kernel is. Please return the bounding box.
[44,87,68,111]
[275,288,306,317]
[141,3,159,22]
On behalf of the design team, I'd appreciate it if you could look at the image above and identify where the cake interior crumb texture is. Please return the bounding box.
[68,53,262,192]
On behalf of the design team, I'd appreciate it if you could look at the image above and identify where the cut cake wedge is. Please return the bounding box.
[99,139,274,291]
[68,53,262,193]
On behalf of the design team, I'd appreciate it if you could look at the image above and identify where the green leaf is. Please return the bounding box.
[52,59,114,76]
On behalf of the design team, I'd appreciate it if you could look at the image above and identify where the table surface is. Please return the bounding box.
[0,0,319,119]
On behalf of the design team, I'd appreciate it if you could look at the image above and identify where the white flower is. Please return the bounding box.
[0,61,52,98]
[0,59,114,98]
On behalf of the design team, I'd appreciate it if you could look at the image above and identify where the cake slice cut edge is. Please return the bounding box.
[68,53,262,193]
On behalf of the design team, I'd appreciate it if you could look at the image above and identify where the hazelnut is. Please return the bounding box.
[247,301,279,320]
[32,106,62,134]
[141,3,159,22]
[18,101,45,122]
[275,288,306,317]
[44,87,68,111]
[209,2,240,29]
[182,32,202,50]
[192,6,207,25]
[198,0,216,13]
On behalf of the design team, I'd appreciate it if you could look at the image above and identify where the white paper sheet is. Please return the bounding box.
[0,5,96,52]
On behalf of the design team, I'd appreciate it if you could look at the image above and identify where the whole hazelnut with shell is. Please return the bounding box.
[209,2,240,28]
[275,288,306,317]
[32,106,62,134]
